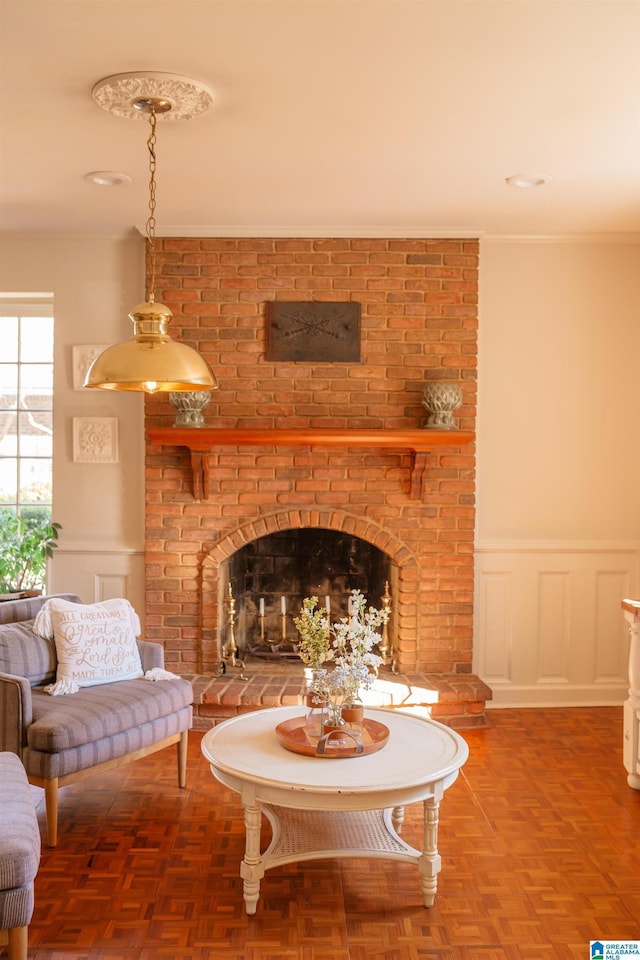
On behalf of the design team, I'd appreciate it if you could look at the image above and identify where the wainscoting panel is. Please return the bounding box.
[476,570,512,681]
[537,570,571,683]
[595,569,632,682]
[48,545,146,629]
[475,541,639,707]
[94,573,131,602]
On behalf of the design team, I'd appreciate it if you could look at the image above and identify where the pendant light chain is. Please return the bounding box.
[85,73,217,392]
[146,105,158,305]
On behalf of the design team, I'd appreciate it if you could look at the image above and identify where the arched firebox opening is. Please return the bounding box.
[220,528,393,661]
[200,510,419,675]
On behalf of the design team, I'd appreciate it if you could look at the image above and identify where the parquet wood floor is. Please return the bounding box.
[6,707,639,960]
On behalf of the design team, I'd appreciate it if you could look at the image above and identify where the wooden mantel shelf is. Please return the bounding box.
[147,427,475,501]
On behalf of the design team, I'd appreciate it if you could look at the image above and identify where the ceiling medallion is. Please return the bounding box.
[91,71,215,121]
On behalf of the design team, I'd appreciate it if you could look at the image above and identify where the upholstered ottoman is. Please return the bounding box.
[0,752,41,960]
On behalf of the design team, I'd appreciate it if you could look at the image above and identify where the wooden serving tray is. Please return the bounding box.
[275,715,390,759]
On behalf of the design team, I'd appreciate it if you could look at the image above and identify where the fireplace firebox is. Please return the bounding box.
[221,528,393,660]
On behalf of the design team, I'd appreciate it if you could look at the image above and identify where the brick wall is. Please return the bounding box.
[145,237,478,674]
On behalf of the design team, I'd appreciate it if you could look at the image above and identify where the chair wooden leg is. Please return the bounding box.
[44,778,59,847]
[177,730,188,788]
[8,924,28,960]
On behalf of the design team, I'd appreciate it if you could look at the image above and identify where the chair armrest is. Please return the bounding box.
[0,672,33,755]
[136,639,165,672]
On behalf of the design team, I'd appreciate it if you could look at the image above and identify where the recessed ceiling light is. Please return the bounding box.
[84,170,132,187]
[505,173,552,189]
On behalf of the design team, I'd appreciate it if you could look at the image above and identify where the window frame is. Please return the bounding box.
[0,298,55,518]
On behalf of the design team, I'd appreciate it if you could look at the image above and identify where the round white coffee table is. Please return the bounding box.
[201,705,469,915]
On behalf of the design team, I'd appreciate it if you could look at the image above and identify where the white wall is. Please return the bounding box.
[475,239,640,706]
[0,233,146,616]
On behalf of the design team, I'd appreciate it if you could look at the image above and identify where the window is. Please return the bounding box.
[0,300,54,530]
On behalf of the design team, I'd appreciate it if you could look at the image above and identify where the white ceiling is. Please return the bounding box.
[1,0,639,239]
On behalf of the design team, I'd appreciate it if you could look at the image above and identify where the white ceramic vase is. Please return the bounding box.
[421,381,463,430]
[169,391,211,427]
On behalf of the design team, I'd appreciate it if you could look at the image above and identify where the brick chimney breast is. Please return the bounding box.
[145,237,478,710]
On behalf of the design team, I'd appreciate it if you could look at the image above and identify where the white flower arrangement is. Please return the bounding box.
[294,589,389,722]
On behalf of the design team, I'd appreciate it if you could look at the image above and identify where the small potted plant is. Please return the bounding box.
[0,511,61,598]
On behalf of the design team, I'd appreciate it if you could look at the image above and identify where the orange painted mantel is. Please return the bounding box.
[147,427,475,501]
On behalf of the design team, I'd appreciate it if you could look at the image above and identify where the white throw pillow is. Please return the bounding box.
[33,597,143,687]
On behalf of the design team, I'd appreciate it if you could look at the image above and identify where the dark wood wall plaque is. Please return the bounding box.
[266,301,361,362]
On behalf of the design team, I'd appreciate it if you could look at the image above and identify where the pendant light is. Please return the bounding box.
[84,72,218,394]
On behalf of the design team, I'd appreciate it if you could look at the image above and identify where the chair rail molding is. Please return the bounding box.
[475,538,640,554]
[51,543,144,555]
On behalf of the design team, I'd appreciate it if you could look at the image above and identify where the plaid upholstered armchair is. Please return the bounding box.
[0,594,193,847]
[0,752,40,960]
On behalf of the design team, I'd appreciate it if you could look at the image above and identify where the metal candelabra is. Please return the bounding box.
[378,581,397,672]
[222,584,247,676]
[256,607,285,652]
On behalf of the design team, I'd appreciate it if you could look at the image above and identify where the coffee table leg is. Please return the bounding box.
[418,797,442,908]
[240,802,264,915]
[391,805,405,833]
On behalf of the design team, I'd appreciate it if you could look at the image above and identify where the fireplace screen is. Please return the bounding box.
[221,528,392,660]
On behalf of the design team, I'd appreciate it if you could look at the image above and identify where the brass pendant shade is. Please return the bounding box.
[86,72,217,394]
[84,301,217,393]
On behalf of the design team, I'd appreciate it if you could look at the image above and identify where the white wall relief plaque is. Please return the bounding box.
[73,417,119,463]
[72,344,109,391]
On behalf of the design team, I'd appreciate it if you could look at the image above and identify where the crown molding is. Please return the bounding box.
[480,233,640,244]
[137,224,485,239]
[135,224,640,243]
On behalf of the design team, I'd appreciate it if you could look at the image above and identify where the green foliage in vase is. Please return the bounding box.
[293,596,331,670]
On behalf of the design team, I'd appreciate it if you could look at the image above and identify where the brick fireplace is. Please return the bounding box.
[144,237,491,727]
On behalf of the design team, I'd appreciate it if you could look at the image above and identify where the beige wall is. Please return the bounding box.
[477,239,640,541]
[475,239,640,705]
[0,233,146,612]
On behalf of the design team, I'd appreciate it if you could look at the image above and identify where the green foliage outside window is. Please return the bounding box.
[0,509,61,593]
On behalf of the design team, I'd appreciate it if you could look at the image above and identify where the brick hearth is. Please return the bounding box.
[189,663,492,730]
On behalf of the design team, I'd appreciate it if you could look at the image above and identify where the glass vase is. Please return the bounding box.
[324,694,345,732]
[305,694,326,739]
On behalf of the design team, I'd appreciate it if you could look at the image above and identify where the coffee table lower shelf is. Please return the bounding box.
[241,804,441,915]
